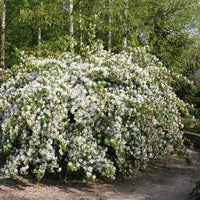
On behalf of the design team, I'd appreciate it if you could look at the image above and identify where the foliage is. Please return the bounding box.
[0,46,189,183]
[2,0,199,70]
[174,77,200,120]
[4,0,67,67]
[183,118,200,134]
[190,180,200,200]
[34,35,71,58]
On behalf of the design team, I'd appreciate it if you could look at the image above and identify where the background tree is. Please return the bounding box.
[69,0,74,52]
[0,0,5,68]
[143,0,199,72]
[5,0,67,65]
[2,0,200,78]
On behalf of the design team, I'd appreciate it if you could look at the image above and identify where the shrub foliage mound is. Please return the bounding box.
[0,46,188,182]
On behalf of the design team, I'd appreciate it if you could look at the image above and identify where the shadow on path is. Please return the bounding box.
[0,147,199,200]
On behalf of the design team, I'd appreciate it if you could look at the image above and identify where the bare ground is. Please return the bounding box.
[0,147,199,200]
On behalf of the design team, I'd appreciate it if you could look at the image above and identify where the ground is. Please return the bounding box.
[0,147,199,200]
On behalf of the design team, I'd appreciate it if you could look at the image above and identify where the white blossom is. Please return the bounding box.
[0,45,188,182]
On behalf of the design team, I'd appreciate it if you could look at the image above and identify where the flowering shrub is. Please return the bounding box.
[0,45,188,183]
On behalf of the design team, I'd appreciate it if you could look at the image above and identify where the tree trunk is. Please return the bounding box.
[108,0,112,53]
[38,27,41,44]
[79,0,83,47]
[122,0,128,50]
[1,0,6,68]
[69,0,74,53]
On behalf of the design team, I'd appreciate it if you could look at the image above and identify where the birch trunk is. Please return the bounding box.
[79,0,83,47]
[108,0,112,53]
[69,0,74,53]
[38,27,41,44]
[1,0,5,68]
[122,0,128,50]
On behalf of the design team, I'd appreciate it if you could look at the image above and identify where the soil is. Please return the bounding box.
[0,147,199,200]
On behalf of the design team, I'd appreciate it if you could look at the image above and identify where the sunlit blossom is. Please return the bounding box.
[0,45,188,182]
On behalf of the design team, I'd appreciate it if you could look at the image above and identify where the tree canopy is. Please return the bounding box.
[0,0,199,70]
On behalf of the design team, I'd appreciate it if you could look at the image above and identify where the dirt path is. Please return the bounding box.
[0,147,199,200]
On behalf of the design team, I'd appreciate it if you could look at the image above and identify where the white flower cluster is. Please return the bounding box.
[0,46,187,182]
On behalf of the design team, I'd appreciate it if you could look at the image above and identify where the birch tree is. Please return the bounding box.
[121,0,128,49]
[79,0,82,47]
[108,0,112,53]
[0,0,5,68]
[69,0,74,52]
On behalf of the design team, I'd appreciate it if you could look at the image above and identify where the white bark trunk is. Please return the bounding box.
[108,0,112,53]
[38,28,41,44]
[69,0,74,52]
[122,0,128,50]
[79,0,83,47]
[1,0,6,68]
